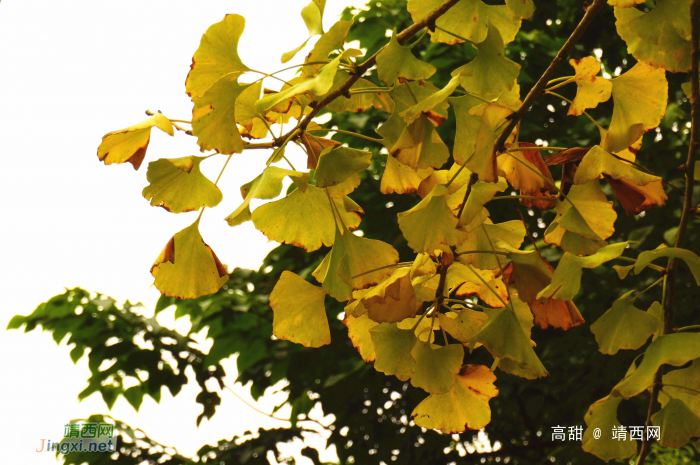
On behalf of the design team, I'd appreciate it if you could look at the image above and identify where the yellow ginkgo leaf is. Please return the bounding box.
[400,75,461,123]
[380,155,432,195]
[411,341,464,394]
[453,25,520,96]
[454,178,508,231]
[652,398,700,448]
[142,156,222,213]
[192,76,250,155]
[281,0,327,63]
[582,395,638,461]
[447,264,509,308]
[313,228,353,301]
[407,0,521,45]
[251,186,361,252]
[469,104,514,182]
[314,146,372,188]
[150,219,228,299]
[392,114,450,170]
[185,14,250,99]
[235,81,267,139]
[370,323,417,381]
[603,62,668,154]
[376,28,436,85]
[450,95,485,166]
[456,220,526,270]
[97,114,174,170]
[505,0,535,19]
[411,364,498,433]
[590,294,659,355]
[566,57,612,116]
[555,179,617,242]
[302,19,352,77]
[361,268,422,323]
[338,230,401,290]
[398,185,467,253]
[343,313,379,362]
[269,271,330,348]
[438,310,489,344]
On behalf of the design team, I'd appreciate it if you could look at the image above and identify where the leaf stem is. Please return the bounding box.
[308,127,383,144]
[434,25,474,44]
[466,263,508,308]
[677,325,700,332]
[630,277,664,302]
[661,383,700,396]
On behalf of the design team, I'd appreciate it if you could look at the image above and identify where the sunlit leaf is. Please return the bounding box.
[456,179,508,231]
[381,155,433,195]
[281,0,327,62]
[456,220,526,270]
[314,146,372,188]
[590,293,659,355]
[566,57,612,116]
[411,341,463,394]
[449,264,509,308]
[468,104,514,182]
[361,268,422,323]
[370,323,417,381]
[438,310,489,344]
[392,114,450,170]
[634,245,700,284]
[553,179,617,242]
[343,313,379,362]
[582,395,637,460]
[376,29,436,85]
[97,114,174,170]
[651,398,700,448]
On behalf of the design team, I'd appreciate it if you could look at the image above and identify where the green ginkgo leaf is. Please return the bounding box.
[411,341,464,394]
[505,0,535,19]
[97,113,174,170]
[225,166,306,227]
[582,395,638,461]
[438,310,489,344]
[634,245,700,285]
[400,75,460,123]
[192,76,250,155]
[614,333,700,398]
[150,219,229,299]
[450,95,489,166]
[314,146,372,188]
[651,398,700,448]
[270,271,330,348]
[470,307,548,379]
[453,25,520,95]
[142,156,222,213]
[370,323,418,381]
[590,294,659,355]
[323,72,389,114]
[398,185,467,253]
[185,14,250,98]
[281,0,327,62]
[376,29,436,85]
[407,0,521,45]
[537,242,630,301]
[302,20,353,76]
[411,364,498,433]
[660,360,700,415]
[313,228,353,301]
[603,62,668,154]
[251,186,361,252]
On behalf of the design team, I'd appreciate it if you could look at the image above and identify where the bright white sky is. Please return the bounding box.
[0,1,363,463]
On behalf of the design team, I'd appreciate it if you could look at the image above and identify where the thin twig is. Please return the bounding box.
[146,109,193,135]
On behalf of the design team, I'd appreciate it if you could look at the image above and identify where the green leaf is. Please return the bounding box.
[398,185,467,253]
[537,242,630,301]
[192,76,250,155]
[370,323,417,381]
[590,295,659,355]
[660,360,700,415]
[453,25,520,95]
[185,14,250,98]
[269,271,330,348]
[400,75,460,123]
[142,156,222,213]
[376,29,436,85]
[582,395,638,460]
[411,341,464,394]
[652,398,700,448]
[614,333,700,398]
[281,0,327,62]
[123,386,144,411]
[97,114,174,170]
[411,364,498,433]
[313,228,353,301]
[150,219,229,299]
[314,146,372,188]
[505,0,535,19]
[634,245,700,285]
[407,0,521,45]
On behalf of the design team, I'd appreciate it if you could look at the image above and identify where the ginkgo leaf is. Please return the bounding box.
[361,268,422,323]
[185,14,250,98]
[142,156,222,213]
[300,134,341,169]
[456,179,508,231]
[338,230,401,290]
[381,155,432,195]
[411,365,498,433]
[603,62,668,154]
[614,333,700,398]
[192,75,250,155]
[313,228,353,301]
[450,95,484,166]
[449,264,509,308]
[225,166,306,227]
[614,0,691,73]
[634,245,700,285]
[468,104,514,182]
[281,0,327,62]
[453,25,520,95]
[528,299,584,331]
[420,163,474,200]
[471,307,548,379]
[660,360,700,415]
[590,294,659,355]
[398,185,467,253]
[554,179,617,242]
[456,220,526,270]
[392,115,450,170]
[505,0,535,19]
[376,29,436,85]
[582,395,638,461]
[544,217,609,256]
[537,242,630,301]
[323,72,390,114]
[408,0,521,45]
[651,398,700,448]
[605,175,668,216]
[438,310,489,344]
[150,219,228,299]
[251,186,361,252]
[401,76,461,125]
[370,323,417,381]
[302,20,353,76]
[97,114,174,170]
[343,313,379,362]
[397,314,438,343]
[235,81,267,139]
[314,146,372,188]
[503,143,557,210]
[269,271,330,348]
[566,57,612,116]
[411,341,464,394]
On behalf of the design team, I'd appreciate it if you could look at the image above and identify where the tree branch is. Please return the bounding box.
[636,1,700,463]
[493,0,607,153]
[273,0,461,146]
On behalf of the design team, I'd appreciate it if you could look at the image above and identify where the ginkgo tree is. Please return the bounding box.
[10,0,700,463]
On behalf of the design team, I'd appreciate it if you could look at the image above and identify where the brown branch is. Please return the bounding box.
[273,0,461,146]
[493,0,607,154]
[636,1,700,463]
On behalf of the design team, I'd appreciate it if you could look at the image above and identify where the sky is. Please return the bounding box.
[0,1,362,463]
